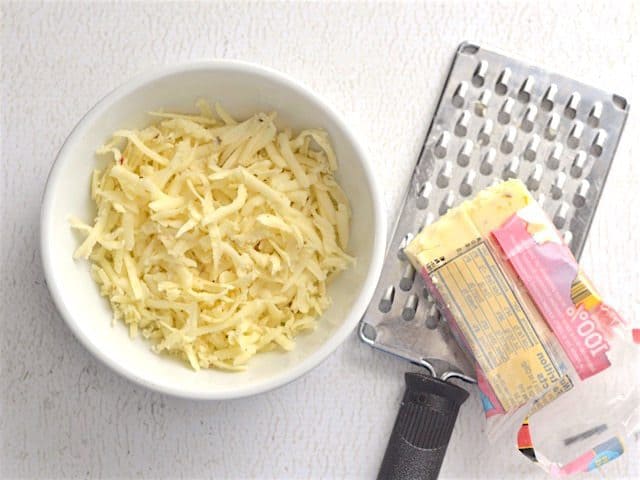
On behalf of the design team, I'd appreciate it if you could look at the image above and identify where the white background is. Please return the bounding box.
[1,1,639,478]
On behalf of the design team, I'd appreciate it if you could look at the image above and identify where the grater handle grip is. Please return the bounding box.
[377,372,469,480]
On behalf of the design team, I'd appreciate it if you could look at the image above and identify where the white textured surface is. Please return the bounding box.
[1,1,638,478]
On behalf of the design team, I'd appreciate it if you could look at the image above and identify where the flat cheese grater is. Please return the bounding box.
[360,42,629,480]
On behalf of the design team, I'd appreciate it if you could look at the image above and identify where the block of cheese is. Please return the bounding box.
[405,180,570,413]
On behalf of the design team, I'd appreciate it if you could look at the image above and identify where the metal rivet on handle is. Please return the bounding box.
[524,134,540,161]
[573,179,590,207]
[565,92,581,119]
[398,233,414,260]
[457,139,474,166]
[416,182,432,210]
[437,161,453,188]
[434,131,450,158]
[455,110,471,137]
[399,263,416,291]
[570,151,587,178]
[518,75,535,103]
[551,172,567,200]
[567,121,584,149]
[501,125,517,154]
[588,102,602,128]
[541,84,558,112]
[440,191,455,215]
[460,170,476,196]
[498,98,515,124]
[402,294,419,321]
[378,285,395,313]
[526,164,544,191]
[553,202,570,229]
[503,156,520,180]
[452,81,469,108]
[475,90,492,116]
[495,68,511,95]
[480,148,496,175]
[545,112,560,140]
[547,142,563,170]
[590,129,606,157]
[472,60,488,87]
[521,105,538,133]
[478,119,494,145]
[425,303,440,329]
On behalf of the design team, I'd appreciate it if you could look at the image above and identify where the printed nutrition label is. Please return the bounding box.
[431,241,563,412]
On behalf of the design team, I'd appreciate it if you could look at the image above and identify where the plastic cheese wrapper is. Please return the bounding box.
[404,179,640,476]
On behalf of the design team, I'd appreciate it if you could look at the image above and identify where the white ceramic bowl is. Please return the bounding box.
[41,61,386,399]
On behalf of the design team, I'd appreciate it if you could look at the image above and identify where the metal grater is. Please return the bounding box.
[360,42,629,382]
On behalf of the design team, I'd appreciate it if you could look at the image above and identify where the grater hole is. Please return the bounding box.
[590,129,606,157]
[590,144,603,157]
[472,75,484,88]
[541,84,558,112]
[452,82,468,108]
[457,139,473,166]
[551,173,567,200]
[521,106,537,133]
[562,231,573,248]
[494,68,511,96]
[416,182,432,210]
[503,157,520,180]
[478,120,493,145]
[523,135,540,161]
[526,165,543,191]
[475,90,492,116]
[480,148,496,175]
[553,203,569,229]
[517,76,534,104]
[439,191,455,215]
[565,92,580,120]
[573,179,590,207]
[570,151,587,178]
[399,264,416,291]
[460,171,476,197]
[378,285,395,313]
[471,61,488,88]
[434,132,450,158]
[436,161,453,188]
[398,233,414,260]
[402,294,419,321]
[425,304,440,329]
[588,102,602,128]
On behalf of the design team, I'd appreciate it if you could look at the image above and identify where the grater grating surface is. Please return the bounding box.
[360,42,629,382]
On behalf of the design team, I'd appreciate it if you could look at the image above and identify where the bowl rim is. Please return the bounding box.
[40,59,387,400]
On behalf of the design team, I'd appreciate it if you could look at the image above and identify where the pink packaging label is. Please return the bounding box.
[492,215,610,380]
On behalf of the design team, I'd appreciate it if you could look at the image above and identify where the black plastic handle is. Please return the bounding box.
[378,372,470,480]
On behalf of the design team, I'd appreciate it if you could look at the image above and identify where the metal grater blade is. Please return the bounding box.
[360,42,629,382]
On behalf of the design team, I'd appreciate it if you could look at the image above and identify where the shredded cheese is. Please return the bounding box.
[70,101,353,371]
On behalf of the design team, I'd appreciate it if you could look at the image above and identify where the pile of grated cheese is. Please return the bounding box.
[70,101,353,371]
